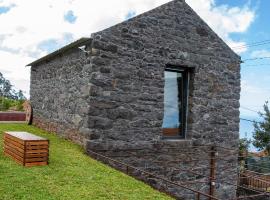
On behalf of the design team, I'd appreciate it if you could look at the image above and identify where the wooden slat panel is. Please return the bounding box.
[25,153,49,158]
[25,162,48,167]
[26,148,49,154]
[26,145,49,150]
[4,144,24,157]
[4,148,24,162]
[4,134,24,145]
[4,136,23,145]
[25,157,48,162]
[4,151,23,165]
[26,141,49,145]
[4,140,25,153]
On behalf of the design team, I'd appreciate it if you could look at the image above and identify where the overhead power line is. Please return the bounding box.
[241,64,270,67]
[241,106,261,114]
[242,56,270,62]
[232,39,270,50]
[240,118,259,123]
[240,106,266,118]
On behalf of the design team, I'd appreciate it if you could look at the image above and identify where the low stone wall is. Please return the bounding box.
[86,141,238,200]
[0,112,26,121]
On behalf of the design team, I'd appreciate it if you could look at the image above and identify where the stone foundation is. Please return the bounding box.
[33,116,85,145]
[86,141,238,199]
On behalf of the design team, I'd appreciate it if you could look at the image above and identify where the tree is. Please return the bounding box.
[239,138,251,153]
[239,138,251,169]
[16,90,26,100]
[253,101,270,154]
[0,72,26,100]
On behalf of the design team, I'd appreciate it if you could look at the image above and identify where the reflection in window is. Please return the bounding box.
[162,69,188,138]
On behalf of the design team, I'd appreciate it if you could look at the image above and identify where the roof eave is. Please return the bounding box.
[26,37,92,67]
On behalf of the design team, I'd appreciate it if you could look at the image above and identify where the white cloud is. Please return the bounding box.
[0,0,255,98]
[186,0,255,53]
[240,80,270,117]
[0,50,31,95]
[0,0,171,97]
[251,49,270,58]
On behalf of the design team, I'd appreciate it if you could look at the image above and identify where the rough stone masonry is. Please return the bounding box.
[29,0,241,199]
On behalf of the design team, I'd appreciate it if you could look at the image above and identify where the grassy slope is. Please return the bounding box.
[0,124,172,200]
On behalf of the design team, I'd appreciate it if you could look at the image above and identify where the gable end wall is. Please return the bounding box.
[86,0,240,198]
[86,0,240,148]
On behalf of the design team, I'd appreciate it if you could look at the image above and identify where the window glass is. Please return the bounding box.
[162,71,183,136]
[162,68,190,138]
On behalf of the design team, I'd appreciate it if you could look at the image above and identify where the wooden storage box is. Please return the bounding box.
[3,131,49,167]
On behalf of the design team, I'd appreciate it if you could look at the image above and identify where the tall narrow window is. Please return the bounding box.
[162,67,189,138]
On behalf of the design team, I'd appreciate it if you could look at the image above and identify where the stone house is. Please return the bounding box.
[27,0,241,199]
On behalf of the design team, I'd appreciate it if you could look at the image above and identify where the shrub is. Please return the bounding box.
[0,97,25,111]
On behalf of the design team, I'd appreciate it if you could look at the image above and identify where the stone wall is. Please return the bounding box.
[30,43,92,145]
[87,143,238,199]
[30,0,241,199]
[86,0,240,199]
[86,0,240,146]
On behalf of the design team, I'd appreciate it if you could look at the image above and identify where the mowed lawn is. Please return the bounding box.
[0,124,172,200]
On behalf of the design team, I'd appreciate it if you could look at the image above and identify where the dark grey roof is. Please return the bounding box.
[26,37,92,67]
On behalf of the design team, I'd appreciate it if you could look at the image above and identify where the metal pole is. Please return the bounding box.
[126,166,129,175]
[196,193,200,200]
[209,146,216,199]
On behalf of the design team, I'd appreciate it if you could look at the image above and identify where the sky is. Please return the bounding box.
[0,0,269,149]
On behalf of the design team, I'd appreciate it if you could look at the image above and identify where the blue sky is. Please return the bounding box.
[64,10,77,24]
[213,0,270,150]
[229,3,270,129]
[0,0,269,151]
[216,0,270,151]
[0,4,14,14]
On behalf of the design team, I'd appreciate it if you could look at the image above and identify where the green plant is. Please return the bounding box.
[15,99,25,111]
[253,101,270,154]
[0,97,11,111]
[239,138,251,153]
[0,97,25,111]
[0,72,26,100]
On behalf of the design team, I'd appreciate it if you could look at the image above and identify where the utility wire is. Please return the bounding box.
[233,39,270,47]
[241,106,260,114]
[232,40,270,50]
[241,64,270,67]
[240,106,266,118]
[239,106,264,123]
[240,118,259,123]
[242,56,270,62]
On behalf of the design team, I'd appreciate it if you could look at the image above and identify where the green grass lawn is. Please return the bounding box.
[0,124,172,200]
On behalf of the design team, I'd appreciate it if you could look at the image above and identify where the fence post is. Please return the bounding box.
[126,166,129,175]
[209,146,217,199]
[196,193,200,200]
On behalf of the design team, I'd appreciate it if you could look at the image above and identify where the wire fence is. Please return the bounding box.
[87,145,270,200]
